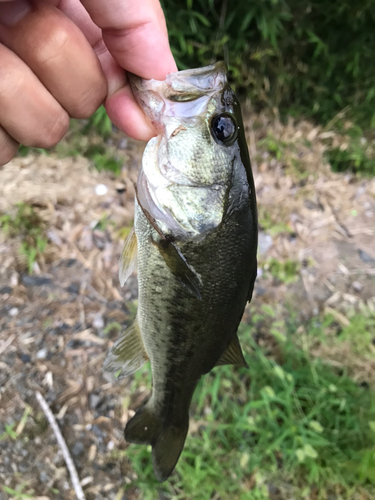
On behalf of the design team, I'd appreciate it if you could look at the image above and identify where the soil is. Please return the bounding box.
[0,113,374,499]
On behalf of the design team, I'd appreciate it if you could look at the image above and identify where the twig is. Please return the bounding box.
[0,333,16,356]
[326,198,353,239]
[35,391,86,500]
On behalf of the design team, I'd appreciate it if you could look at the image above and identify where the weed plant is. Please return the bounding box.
[120,312,375,499]
[0,203,48,273]
[162,0,375,132]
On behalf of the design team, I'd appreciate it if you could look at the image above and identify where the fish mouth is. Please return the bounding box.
[129,62,228,122]
[161,61,227,101]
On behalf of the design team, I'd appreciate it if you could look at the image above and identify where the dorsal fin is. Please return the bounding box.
[119,226,137,287]
[216,334,248,368]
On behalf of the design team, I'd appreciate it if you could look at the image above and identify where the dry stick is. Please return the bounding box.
[35,391,86,500]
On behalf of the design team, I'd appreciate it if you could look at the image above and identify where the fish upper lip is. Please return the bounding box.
[129,62,229,126]
[130,62,228,101]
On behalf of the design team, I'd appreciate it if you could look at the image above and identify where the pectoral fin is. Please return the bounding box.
[103,317,148,377]
[152,237,202,300]
[216,335,248,368]
[119,226,138,287]
[135,181,202,300]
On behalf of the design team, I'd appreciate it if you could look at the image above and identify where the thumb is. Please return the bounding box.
[79,0,177,80]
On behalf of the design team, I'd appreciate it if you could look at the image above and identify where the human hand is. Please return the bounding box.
[0,0,177,166]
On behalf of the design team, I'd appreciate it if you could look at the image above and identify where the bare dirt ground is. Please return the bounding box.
[0,113,374,499]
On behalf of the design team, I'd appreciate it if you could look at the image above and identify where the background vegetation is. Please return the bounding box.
[162,0,375,128]
[161,0,375,175]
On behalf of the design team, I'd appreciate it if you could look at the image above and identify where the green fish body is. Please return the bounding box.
[104,62,258,482]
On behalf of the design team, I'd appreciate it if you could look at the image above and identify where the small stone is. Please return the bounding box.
[115,183,126,194]
[72,441,84,456]
[22,275,53,287]
[47,229,62,246]
[92,424,105,439]
[53,452,64,466]
[107,440,115,451]
[9,307,19,317]
[20,353,31,363]
[358,249,375,264]
[92,314,104,330]
[95,184,108,196]
[64,258,78,268]
[258,231,273,255]
[66,282,80,294]
[66,339,83,349]
[0,286,12,295]
[352,281,362,292]
[36,348,48,360]
[10,274,19,287]
[255,286,266,297]
[118,138,128,150]
[89,394,102,410]
[39,471,49,483]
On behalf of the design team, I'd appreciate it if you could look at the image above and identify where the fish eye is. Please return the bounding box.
[211,113,238,145]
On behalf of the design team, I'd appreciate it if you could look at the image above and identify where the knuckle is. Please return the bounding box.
[70,81,107,119]
[33,26,70,66]
[0,151,16,166]
[32,111,69,149]
[0,136,18,166]
[0,66,22,100]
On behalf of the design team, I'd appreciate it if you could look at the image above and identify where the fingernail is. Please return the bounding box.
[0,0,31,27]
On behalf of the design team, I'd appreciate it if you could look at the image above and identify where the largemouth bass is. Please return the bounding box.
[104,62,258,482]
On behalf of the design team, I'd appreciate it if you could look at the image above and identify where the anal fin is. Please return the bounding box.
[119,226,137,287]
[103,317,148,377]
[216,334,248,368]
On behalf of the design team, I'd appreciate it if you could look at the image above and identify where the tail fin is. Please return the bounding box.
[125,403,189,482]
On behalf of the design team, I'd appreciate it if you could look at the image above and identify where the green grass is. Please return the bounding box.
[116,313,375,499]
[262,258,300,284]
[0,203,49,273]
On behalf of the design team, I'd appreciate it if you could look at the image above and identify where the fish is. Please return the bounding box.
[104,62,258,482]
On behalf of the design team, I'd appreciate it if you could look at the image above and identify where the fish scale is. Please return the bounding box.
[103,62,258,482]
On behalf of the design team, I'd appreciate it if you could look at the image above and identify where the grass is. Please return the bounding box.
[262,258,300,284]
[115,310,375,500]
[0,203,49,273]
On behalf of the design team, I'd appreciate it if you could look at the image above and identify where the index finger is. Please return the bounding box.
[79,0,177,80]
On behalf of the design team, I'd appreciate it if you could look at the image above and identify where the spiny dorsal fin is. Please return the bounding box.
[152,237,202,301]
[119,226,137,287]
[103,317,148,377]
[216,334,248,368]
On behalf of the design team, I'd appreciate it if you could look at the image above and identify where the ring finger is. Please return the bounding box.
[0,42,69,150]
[0,125,19,166]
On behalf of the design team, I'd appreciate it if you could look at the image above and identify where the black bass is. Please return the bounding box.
[104,62,258,482]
